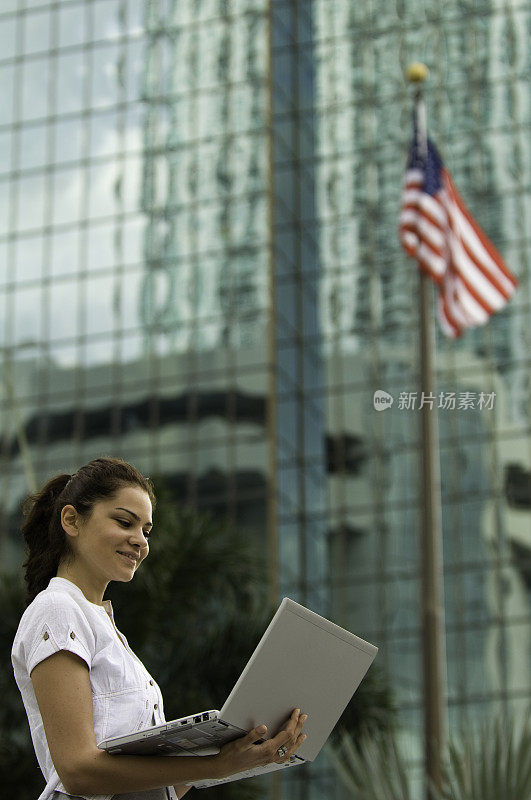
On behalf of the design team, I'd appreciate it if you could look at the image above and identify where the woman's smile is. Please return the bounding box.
[116,551,138,566]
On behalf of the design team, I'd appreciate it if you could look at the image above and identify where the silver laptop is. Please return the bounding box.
[97,598,378,788]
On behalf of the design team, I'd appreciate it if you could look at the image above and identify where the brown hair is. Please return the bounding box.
[21,456,156,606]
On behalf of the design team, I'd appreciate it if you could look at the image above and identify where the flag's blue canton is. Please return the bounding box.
[407,135,444,196]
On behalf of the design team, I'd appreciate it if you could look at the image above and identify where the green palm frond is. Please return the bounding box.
[328,712,531,800]
[326,729,414,800]
[431,713,531,800]
[331,662,398,744]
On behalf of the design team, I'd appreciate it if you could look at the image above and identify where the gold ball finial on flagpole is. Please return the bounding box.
[406,63,429,83]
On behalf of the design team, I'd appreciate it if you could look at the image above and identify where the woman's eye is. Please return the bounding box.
[116,518,151,539]
[118,519,151,538]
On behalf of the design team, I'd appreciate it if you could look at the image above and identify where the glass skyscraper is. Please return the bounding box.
[1,2,529,799]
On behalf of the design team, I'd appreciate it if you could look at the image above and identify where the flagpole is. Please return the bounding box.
[406,63,448,800]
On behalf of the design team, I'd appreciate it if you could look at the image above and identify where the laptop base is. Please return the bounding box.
[191,755,305,789]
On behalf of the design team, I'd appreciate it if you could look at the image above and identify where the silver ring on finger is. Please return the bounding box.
[277,745,288,759]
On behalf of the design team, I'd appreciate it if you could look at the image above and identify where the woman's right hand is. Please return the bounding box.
[213,708,307,780]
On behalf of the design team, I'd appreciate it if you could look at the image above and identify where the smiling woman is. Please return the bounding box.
[19,457,156,609]
[55,485,153,601]
[11,456,306,799]
[10,457,193,800]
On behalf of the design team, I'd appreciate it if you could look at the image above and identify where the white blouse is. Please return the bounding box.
[11,576,178,800]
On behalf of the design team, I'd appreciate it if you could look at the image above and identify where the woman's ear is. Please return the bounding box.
[60,505,80,538]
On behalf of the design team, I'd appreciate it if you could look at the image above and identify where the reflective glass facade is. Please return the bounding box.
[1,2,529,799]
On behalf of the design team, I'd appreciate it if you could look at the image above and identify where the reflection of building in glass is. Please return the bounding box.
[0,2,529,799]
[314,3,530,765]
[139,2,270,353]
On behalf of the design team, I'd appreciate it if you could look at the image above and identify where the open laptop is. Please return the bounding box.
[97,598,378,788]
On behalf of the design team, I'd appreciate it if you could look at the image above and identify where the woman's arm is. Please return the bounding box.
[31,650,307,795]
[31,650,221,794]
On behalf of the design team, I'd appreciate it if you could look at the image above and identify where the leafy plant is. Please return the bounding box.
[326,729,413,800]
[331,661,398,745]
[0,571,37,793]
[327,712,531,800]
[432,713,531,800]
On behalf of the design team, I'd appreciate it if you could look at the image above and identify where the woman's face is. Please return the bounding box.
[61,485,153,584]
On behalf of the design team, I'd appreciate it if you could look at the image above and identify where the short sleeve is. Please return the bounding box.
[23,592,95,677]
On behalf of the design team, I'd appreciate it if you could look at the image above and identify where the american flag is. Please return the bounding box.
[399,128,518,338]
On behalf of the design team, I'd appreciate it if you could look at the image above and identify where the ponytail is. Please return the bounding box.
[21,474,75,607]
[20,456,155,607]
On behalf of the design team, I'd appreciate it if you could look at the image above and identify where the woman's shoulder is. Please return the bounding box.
[14,587,94,646]
[23,586,82,619]
[12,586,98,673]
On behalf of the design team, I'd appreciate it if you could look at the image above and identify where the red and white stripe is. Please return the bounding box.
[400,168,518,337]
